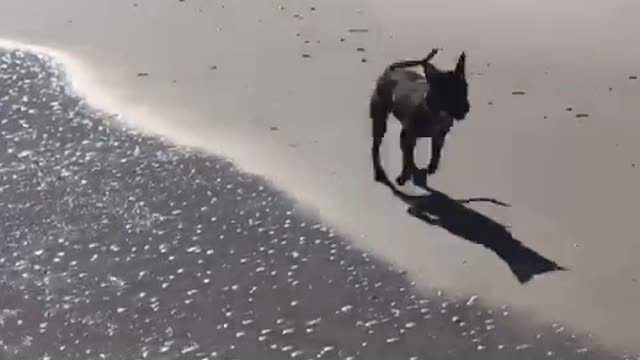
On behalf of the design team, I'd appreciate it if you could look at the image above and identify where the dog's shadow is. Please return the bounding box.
[378,170,566,284]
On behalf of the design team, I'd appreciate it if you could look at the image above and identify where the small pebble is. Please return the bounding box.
[575,113,589,118]
[302,54,311,58]
[630,75,637,80]
[511,90,525,95]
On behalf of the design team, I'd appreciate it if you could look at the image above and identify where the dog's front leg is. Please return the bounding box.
[426,132,447,175]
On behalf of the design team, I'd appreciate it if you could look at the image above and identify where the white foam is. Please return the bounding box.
[0,39,378,243]
[0,38,128,122]
[0,38,256,171]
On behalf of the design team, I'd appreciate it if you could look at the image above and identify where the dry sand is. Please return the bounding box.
[1,0,639,354]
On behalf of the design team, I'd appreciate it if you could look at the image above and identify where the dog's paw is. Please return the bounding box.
[426,164,438,175]
[407,206,419,216]
[395,174,409,186]
[374,169,386,183]
[412,176,428,190]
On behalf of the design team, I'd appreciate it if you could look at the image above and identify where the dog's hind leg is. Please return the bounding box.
[396,128,417,186]
[370,94,390,183]
[371,112,388,183]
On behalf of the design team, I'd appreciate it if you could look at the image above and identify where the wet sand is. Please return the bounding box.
[1,0,639,355]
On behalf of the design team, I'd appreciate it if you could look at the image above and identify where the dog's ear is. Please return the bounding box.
[455,52,466,78]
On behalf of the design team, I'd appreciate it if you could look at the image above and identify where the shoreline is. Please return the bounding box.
[0,46,630,359]
[0,37,635,357]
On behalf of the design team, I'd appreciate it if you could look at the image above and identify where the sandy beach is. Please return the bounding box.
[1,0,639,356]
[0,45,625,360]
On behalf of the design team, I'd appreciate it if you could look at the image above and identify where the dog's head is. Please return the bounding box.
[423,52,470,120]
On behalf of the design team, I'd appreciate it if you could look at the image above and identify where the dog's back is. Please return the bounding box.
[385,69,430,123]
[371,67,452,136]
[371,68,427,113]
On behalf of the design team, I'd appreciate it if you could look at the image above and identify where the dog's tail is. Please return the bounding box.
[386,48,440,73]
[387,59,427,72]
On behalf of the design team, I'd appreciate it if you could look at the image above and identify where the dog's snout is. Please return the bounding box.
[461,103,470,118]
[453,102,470,119]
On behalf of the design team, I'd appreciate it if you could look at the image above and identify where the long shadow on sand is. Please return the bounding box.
[377,169,566,284]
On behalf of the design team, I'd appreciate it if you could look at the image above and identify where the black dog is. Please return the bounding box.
[369,49,470,188]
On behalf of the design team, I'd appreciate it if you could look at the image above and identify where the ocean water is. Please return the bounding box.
[0,48,633,360]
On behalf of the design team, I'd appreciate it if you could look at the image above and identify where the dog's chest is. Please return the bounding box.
[431,111,454,133]
[409,107,453,137]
